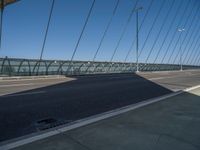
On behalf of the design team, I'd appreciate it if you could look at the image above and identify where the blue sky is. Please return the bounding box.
[1,0,200,65]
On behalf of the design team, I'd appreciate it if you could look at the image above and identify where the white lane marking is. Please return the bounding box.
[148,73,199,81]
[0,76,70,83]
[1,85,200,150]
[0,79,75,88]
[149,76,174,80]
[0,83,34,87]
[1,91,46,98]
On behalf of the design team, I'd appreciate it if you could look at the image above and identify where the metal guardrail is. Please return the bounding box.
[0,57,199,76]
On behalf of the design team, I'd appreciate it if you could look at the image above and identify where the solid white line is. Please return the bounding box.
[148,76,181,81]
[0,79,75,88]
[148,73,199,81]
[185,85,200,91]
[0,83,34,88]
[0,76,68,83]
[1,84,200,150]
[1,91,46,98]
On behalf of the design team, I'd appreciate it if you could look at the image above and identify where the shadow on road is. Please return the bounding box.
[0,73,197,143]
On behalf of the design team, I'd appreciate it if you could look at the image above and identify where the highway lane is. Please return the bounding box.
[0,70,200,142]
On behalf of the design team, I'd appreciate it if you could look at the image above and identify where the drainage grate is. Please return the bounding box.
[35,118,72,131]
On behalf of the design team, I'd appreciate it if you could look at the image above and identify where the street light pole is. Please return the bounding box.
[135,7,142,73]
[178,28,185,71]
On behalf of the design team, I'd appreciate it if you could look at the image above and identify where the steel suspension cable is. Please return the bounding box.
[39,0,55,60]
[183,32,200,64]
[36,0,55,75]
[195,58,200,66]
[167,1,196,64]
[138,0,165,58]
[193,45,200,65]
[167,0,192,64]
[124,0,154,62]
[160,0,191,64]
[153,0,182,64]
[172,2,199,65]
[190,45,200,65]
[109,0,139,62]
[185,19,200,65]
[145,0,175,64]
[185,44,200,65]
[186,31,200,65]
[92,0,120,62]
[182,21,200,64]
[67,0,95,72]
[182,6,200,64]
[189,39,200,65]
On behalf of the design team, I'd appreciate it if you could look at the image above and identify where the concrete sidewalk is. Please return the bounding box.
[12,87,200,150]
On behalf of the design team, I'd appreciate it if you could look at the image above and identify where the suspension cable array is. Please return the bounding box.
[124,0,154,62]
[92,0,120,62]
[1,0,200,76]
[160,0,191,64]
[172,3,200,65]
[109,0,139,62]
[144,0,175,64]
[153,0,183,64]
[167,1,195,64]
[139,0,165,58]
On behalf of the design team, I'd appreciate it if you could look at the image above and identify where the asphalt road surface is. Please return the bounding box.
[1,70,200,142]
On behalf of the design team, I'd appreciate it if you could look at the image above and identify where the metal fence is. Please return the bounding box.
[0,57,199,76]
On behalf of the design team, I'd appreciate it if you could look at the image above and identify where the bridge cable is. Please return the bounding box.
[124,0,154,62]
[160,0,191,64]
[183,5,200,64]
[194,50,200,66]
[186,28,200,65]
[39,0,55,60]
[92,0,120,62]
[185,20,200,65]
[152,0,183,64]
[167,1,196,64]
[145,0,175,64]
[36,0,55,75]
[184,12,200,65]
[138,0,165,58]
[182,21,200,65]
[186,35,200,65]
[109,0,139,62]
[67,0,95,73]
[190,41,200,65]
[189,37,200,65]
[172,2,199,65]
[181,6,200,65]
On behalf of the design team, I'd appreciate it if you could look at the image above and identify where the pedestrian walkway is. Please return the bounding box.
[13,87,200,150]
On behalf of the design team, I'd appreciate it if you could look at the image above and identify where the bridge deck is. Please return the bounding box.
[0,70,200,144]
[5,77,200,150]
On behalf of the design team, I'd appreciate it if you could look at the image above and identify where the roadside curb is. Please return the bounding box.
[0,84,200,150]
